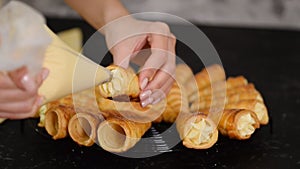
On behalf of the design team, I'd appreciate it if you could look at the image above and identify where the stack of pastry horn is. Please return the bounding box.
[38,65,159,152]
[183,64,269,142]
[38,63,269,152]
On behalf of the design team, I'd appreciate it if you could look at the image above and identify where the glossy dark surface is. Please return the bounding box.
[0,18,299,169]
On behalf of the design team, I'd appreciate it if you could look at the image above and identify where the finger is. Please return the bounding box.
[0,89,36,103]
[140,76,174,107]
[0,97,37,113]
[144,67,174,90]
[8,66,37,92]
[0,96,43,119]
[138,32,170,90]
[0,71,17,89]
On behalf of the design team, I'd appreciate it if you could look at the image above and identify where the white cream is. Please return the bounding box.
[237,113,256,137]
[186,119,213,145]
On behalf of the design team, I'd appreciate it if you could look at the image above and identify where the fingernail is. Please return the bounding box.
[152,98,161,105]
[21,75,35,91]
[21,74,29,84]
[140,78,148,90]
[140,90,152,100]
[141,97,154,107]
[41,69,49,81]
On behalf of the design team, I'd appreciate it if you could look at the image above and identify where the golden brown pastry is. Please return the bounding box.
[175,64,194,86]
[185,64,225,97]
[190,91,264,112]
[176,112,218,149]
[97,117,151,153]
[98,65,140,98]
[161,82,190,123]
[68,113,103,146]
[225,100,269,125]
[161,104,176,123]
[44,105,76,140]
[97,96,166,123]
[226,83,257,96]
[217,109,260,140]
[38,94,73,127]
[188,76,247,103]
[42,89,100,140]
[226,76,248,88]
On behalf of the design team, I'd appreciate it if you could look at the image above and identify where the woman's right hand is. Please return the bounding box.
[0,66,49,119]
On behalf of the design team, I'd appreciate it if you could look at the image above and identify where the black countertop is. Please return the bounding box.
[0,18,299,169]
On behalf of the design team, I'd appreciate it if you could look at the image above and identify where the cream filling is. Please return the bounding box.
[38,105,48,127]
[237,113,256,137]
[186,119,213,145]
[101,69,123,96]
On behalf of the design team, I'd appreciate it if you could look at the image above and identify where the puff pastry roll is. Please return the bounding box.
[225,100,269,125]
[161,82,190,123]
[42,89,99,140]
[217,109,260,140]
[188,76,248,103]
[176,112,218,149]
[44,105,76,140]
[185,64,225,97]
[68,113,103,146]
[190,91,264,112]
[175,64,194,86]
[97,96,165,123]
[97,117,151,153]
[98,65,140,98]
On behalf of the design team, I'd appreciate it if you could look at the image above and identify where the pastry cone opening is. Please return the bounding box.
[236,113,257,137]
[218,109,260,140]
[69,117,91,143]
[182,115,218,149]
[44,105,75,140]
[45,110,59,137]
[97,122,127,151]
[99,65,140,98]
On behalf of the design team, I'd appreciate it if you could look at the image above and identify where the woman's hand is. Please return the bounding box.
[0,67,48,119]
[104,18,176,107]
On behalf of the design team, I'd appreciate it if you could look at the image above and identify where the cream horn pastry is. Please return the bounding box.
[97,117,151,153]
[176,112,218,149]
[162,82,190,123]
[175,64,194,86]
[68,113,103,146]
[225,100,269,125]
[97,96,165,123]
[226,76,248,88]
[98,65,140,98]
[44,105,76,140]
[185,64,225,97]
[202,76,248,96]
[226,83,258,96]
[190,83,258,104]
[188,76,248,103]
[42,89,99,139]
[190,91,264,112]
[217,109,260,140]
[38,94,73,127]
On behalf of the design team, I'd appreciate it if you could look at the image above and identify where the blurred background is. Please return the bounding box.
[1,0,300,30]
